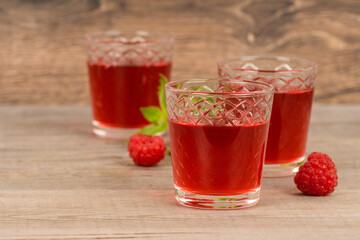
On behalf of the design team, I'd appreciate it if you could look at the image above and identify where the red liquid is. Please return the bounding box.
[265,89,314,164]
[168,121,269,195]
[87,62,171,128]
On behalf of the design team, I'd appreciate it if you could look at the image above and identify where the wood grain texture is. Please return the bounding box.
[0,105,359,239]
[0,0,360,104]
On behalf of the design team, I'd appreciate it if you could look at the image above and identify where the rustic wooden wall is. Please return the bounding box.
[0,0,359,104]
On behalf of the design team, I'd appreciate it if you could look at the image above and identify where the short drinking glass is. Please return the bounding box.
[85,30,174,139]
[165,79,274,209]
[218,56,317,177]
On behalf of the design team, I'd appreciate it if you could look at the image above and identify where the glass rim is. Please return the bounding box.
[85,30,175,46]
[218,56,318,73]
[165,78,274,97]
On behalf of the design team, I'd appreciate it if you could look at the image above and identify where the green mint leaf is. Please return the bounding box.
[223,86,234,92]
[137,121,168,135]
[158,74,168,111]
[166,149,171,156]
[206,97,216,104]
[140,106,162,123]
[136,74,169,136]
[191,85,215,93]
[190,96,216,105]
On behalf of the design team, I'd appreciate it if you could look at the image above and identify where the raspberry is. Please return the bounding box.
[128,134,166,167]
[307,152,333,163]
[294,152,338,196]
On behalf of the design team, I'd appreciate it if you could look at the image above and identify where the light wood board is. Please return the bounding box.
[0,105,359,239]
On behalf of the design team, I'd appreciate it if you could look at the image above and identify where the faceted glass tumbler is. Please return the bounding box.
[85,30,174,139]
[218,56,318,177]
[165,79,274,209]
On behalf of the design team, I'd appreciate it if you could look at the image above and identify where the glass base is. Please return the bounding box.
[263,157,305,178]
[174,185,260,210]
[92,121,138,140]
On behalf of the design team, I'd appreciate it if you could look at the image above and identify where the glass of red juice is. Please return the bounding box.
[85,30,174,139]
[165,78,274,209]
[218,56,318,177]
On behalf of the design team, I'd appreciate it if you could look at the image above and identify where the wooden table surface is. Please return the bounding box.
[0,105,359,239]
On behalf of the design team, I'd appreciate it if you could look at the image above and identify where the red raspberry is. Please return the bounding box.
[294,152,338,196]
[128,134,166,167]
[307,152,333,163]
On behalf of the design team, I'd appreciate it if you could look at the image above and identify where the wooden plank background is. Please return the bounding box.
[0,0,359,104]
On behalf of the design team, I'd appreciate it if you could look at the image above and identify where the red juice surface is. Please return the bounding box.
[87,62,171,128]
[265,89,314,164]
[168,120,269,195]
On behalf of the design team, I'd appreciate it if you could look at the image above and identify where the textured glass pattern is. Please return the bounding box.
[218,56,317,92]
[166,79,274,126]
[86,30,174,66]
